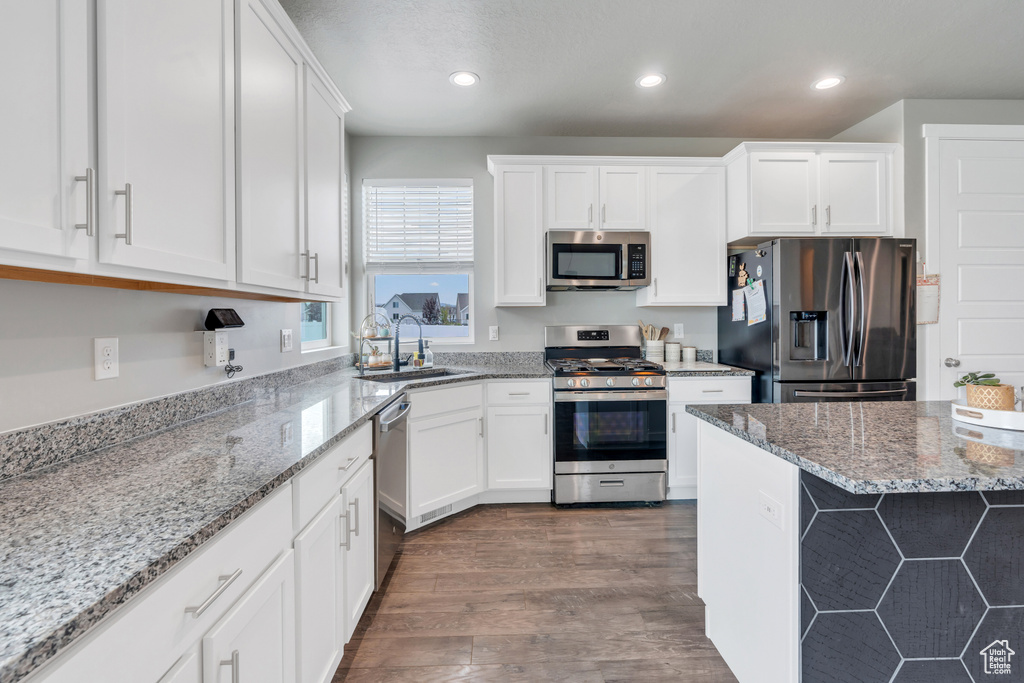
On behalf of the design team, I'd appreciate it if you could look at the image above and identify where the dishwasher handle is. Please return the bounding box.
[379,401,411,432]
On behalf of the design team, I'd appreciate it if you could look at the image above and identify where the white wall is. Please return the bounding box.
[349,135,749,353]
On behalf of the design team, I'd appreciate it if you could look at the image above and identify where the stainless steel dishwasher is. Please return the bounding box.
[373,393,410,588]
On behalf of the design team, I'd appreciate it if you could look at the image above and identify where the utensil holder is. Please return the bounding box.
[645,340,665,361]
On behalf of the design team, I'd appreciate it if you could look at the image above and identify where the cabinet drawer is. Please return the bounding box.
[486,380,551,405]
[34,485,293,683]
[409,383,482,420]
[668,377,751,403]
[292,422,372,532]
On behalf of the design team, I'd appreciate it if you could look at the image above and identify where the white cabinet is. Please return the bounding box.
[486,405,551,490]
[294,498,343,683]
[237,0,305,291]
[203,550,296,683]
[0,1,90,260]
[544,165,646,231]
[492,164,545,306]
[340,460,375,642]
[667,377,751,499]
[726,143,896,243]
[636,166,726,306]
[303,67,346,298]
[158,650,201,683]
[97,0,236,280]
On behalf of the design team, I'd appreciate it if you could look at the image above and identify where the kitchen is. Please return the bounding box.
[2,1,1024,682]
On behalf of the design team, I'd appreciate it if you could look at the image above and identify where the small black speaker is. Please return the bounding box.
[205,308,245,330]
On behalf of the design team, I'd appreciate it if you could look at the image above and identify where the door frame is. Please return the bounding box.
[922,124,1024,399]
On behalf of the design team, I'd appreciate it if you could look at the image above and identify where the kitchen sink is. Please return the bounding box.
[357,368,469,383]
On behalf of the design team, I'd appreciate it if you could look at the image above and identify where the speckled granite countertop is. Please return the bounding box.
[662,361,754,377]
[0,362,549,683]
[687,401,1024,494]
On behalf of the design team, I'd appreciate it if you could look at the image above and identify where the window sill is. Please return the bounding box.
[301,343,349,355]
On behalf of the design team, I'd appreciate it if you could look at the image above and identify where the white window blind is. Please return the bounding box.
[363,180,473,271]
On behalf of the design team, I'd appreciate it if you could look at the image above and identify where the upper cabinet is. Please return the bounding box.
[544,165,646,231]
[97,0,236,280]
[492,163,546,306]
[726,142,897,244]
[0,2,91,261]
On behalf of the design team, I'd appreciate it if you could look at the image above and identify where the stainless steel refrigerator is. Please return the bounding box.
[717,238,916,403]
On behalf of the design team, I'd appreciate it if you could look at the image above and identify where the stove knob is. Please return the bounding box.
[566,379,576,388]
[631,377,641,387]
[645,377,654,386]
[606,378,615,387]
[580,379,590,388]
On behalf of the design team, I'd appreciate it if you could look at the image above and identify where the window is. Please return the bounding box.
[364,180,473,342]
[300,302,330,350]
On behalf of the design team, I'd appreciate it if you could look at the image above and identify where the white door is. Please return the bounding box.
[408,408,484,519]
[545,166,596,230]
[341,460,375,642]
[0,1,90,260]
[97,0,235,279]
[304,67,345,298]
[486,406,551,489]
[237,0,306,291]
[494,165,545,305]
[749,151,819,234]
[203,551,296,683]
[935,137,1024,399]
[598,166,646,230]
[294,497,342,683]
[640,167,725,306]
[820,152,888,235]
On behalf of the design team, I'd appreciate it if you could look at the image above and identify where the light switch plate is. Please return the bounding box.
[674,323,685,339]
[94,337,119,380]
[280,329,293,352]
[758,491,783,529]
[489,326,500,341]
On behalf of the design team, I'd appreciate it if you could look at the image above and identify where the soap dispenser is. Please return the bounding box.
[423,341,434,368]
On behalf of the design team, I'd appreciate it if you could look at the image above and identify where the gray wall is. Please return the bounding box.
[348,135,749,354]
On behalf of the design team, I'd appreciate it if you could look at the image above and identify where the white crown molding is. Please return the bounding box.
[922,124,1024,139]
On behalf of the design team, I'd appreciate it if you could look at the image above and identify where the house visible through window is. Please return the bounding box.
[364,180,473,342]
[301,302,330,350]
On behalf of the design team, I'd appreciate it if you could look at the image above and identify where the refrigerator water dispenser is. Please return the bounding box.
[790,311,827,361]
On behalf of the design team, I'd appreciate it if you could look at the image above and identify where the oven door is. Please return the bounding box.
[553,390,667,473]
[548,238,626,288]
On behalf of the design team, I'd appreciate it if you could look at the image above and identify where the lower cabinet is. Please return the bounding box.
[294,497,344,683]
[486,405,551,490]
[202,551,297,683]
[408,406,484,523]
[340,460,375,643]
[157,650,200,683]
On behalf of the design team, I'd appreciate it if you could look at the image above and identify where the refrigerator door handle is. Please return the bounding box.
[853,251,866,367]
[793,388,908,398]
[840,252,855,367]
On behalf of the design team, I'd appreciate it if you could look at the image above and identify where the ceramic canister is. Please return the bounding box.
[665,342,681,363]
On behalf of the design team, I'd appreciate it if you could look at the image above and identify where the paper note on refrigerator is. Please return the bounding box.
[745,280,767,326]
[732,289,746,321]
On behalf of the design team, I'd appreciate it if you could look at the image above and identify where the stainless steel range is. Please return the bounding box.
[545,325,668,505]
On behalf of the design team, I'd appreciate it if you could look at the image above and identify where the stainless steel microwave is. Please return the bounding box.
[546,230,650,291]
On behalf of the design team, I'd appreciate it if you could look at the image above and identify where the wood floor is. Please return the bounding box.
[332,501,738,682]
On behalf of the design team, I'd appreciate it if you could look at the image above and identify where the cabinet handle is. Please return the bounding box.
[184,568,242,617]
[508,392,531,396]
[653,278,658,296]
[338,456,358,472]
[826,205,831,227]
[340,511,351,550]
[602,204,606,224]
[350,499,360,536]
[588,204,593,224]
[114,183,133,245]
[74,168,94,236]
[672,413,676,433]
[300,251,310,280]
[536,277,542,297]
[543,415,548,435]
[701,389,724,393]
[311,252,320,283]
[479,417,484,437]
[811,205,817,226]
[220,650,240,683]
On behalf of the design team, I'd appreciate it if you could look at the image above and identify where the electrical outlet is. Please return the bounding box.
[280,328,293,352]
[758,491,783,529]
[94,337,119,380]
[281,422,293,446]
[489,326,500,341]
[204,331,229,367]
[674,323,685,339]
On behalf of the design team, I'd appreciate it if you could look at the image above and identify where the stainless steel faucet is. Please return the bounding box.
[393,315,424,371]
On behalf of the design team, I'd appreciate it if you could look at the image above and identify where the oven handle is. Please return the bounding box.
[554,390,668,402]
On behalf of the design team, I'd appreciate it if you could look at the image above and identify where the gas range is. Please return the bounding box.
[546,357,666,390]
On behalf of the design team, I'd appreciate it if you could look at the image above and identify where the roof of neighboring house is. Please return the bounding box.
[456,292,469,313]
[392,292,440,313]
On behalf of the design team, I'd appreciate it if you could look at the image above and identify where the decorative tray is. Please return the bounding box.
[951,399,1024,432]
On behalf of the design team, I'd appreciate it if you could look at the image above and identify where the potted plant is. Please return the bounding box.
[954,372,1016,411]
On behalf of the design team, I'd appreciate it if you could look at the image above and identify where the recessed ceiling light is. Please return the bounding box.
[635,73,667,88]
[813,76,845,90]
[449,71,479,87]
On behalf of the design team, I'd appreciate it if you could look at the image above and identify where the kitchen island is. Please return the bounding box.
[688,401,1024,683]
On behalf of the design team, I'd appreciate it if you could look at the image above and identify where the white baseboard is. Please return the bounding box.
[478,489,552,504]
[668,485,697,500]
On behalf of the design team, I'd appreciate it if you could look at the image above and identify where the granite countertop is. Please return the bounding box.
[661,361,754,376]
[0,362,549,683]
[687,400,1024,494]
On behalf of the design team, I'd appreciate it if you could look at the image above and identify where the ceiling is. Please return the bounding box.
[279,0,1024,139]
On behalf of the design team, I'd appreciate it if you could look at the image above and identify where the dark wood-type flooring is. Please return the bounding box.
[332,501,738,682]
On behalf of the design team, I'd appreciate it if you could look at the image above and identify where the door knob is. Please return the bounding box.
[945,358,961,368]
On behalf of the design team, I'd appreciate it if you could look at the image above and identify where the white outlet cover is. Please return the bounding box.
[281,329,293,352]
[489,326,500,341]
[94,337,119,380]
[758,491,783,529]
[674,323,685,339]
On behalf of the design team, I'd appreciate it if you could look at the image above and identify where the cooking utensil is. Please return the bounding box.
[659,327,669,341]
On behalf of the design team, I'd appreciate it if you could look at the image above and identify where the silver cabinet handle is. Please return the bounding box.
[653,278,658,295]
[701,389,724,393]
[340,511,351,550]
[811,204,817,226]
[536,277,542,296]
[220,650,239,683]
[478,417,484,437]
[600,479,625,487]
[338,456,358,471]
[184,568,242,617]
[945,358,961,368]
[543,415,548,435]
[74,168,94,236]
[508,392,531,396]
[114,183,133,244]
[672,413,676,433]
[601,204,606,224]
[588,203,593,224]
[311,252,320,283]
[350,499,360,536]
[826,205,831,226]
[300,251,310,280]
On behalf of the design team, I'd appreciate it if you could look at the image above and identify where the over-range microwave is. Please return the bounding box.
[546,230,650,291]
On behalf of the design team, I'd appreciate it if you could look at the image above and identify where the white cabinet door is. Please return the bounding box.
[749,151,818,235]
[545,166,596,230]
[598,166,646,230]
[494,165,545,305]
[820,152,888,235]
[97,0,235,280]
[0,1,90,260]
[203,550,296,683]
[668,404,700,493]
[639,167,725,306]
[294,497,342,683]
[237,0,306,291]
[304,67,345,298]
[486,405,551,490]
[340,460,375,643]
[408,408,484,519]
[158,650,201,683]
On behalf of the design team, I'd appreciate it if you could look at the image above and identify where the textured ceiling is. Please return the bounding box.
[279,0,1024,138]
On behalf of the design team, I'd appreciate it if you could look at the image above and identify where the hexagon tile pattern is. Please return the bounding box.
[892,659,972,682]
[802,509,902,611]
[877,560,987,658]
[965,607,1024,682]
[802,612,901,683]
[965,507,1024,607]
[878,491,986,559]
